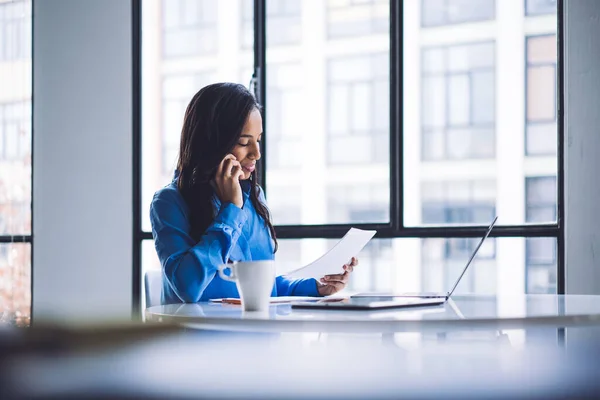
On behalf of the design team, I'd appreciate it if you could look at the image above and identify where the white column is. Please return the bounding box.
[495,0,526,297]
[398,0,422,292]
[33,0,133,324]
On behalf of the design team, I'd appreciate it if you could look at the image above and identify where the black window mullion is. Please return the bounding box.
[254,0,267,195]
[0,235,32,243]
[275,223,559,240]
[390,0,402,230]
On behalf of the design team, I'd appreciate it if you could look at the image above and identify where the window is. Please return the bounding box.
[421,0,495,27]
[142,0,253,232]
[526,35,557,156]
[0,0,31,61]
[326,0,389,38]
[421,180,496,291]
[421,42,496,161]
[137,1,562,311]
[421,180,496,225]
[0,0,32,326]
[266,63,304,169]
[327,53,389,166]
[161,73,215,175]
[327,185,389,224]
[525,177,556,294]
[0,102,31,162]
[161,0,218,58]
[265,0,390,226]
[525,0,557,16]
[266,0,302,46]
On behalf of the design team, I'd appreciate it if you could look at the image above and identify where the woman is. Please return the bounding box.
[150,82,358,304]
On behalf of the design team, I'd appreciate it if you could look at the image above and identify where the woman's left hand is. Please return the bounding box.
[317,257,358,296]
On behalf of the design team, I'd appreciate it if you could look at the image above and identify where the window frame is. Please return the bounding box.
[133,0,565,314]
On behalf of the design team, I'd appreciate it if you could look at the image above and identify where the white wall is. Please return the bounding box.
[32,0,133,324]
[564,0,600,296]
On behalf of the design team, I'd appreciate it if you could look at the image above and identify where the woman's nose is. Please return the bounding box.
[250,142,261,160]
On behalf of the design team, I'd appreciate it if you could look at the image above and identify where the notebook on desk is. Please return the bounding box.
[351,216,498,302]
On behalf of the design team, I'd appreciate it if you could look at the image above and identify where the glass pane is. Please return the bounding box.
[471,70,495,124]
[407,6,557,226]
[266,0,390,226]
[0,243,31,326]
[525,0,557,16]
[422,0,496,27]
[422,76,445,128]
[0,0,32,237]
[526,122,557,155]
[527,35,557,64]
[273,237,554,295]
[161,0,218,58]
[448,74,470,125]
[141,0,254,232]
[526,176,556,223]
[527,65,555,121]
[327,0,389,38]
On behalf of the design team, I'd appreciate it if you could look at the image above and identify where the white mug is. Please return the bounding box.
[217,260,275,312]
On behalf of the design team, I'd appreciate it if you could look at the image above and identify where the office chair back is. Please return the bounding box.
[144,270,162,308]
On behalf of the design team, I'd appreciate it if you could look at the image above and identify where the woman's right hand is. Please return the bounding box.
[213,154,244,209]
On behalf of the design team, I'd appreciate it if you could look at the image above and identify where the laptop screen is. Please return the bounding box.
[446,216,498,298]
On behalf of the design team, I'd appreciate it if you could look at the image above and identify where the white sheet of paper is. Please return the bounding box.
[285,228,376,279]
[209,296,322,304]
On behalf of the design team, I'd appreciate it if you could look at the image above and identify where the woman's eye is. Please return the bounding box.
[237,142,249,147]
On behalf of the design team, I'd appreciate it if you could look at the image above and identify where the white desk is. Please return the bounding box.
[145,294,600,333]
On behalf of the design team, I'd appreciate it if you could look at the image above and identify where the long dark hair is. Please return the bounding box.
[176,82,277,251]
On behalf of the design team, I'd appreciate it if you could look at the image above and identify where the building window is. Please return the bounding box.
[240,0,253,50]
[525,0,557,16]
[526,35,557,156]
[421,180,497,289]
[421,0,495,28]
[326,0,389,39]
[525,177,557,294]
[161,0,218,58]
[266,185,302,226]
[266,0,302,46]
[0,0,30,62]
[161,73,214,175]
[0,102,31,162]
[266,63,304,169]
[327,53,389,165]
[421,42,495,161]
[326,184,389,224]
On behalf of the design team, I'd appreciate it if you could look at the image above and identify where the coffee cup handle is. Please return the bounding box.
[218,264,236,282]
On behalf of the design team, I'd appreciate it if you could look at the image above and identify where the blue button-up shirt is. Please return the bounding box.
[150,174,319,304]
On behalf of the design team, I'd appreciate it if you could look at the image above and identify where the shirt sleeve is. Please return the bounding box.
[275,276,321,297]
[150,191,248,303]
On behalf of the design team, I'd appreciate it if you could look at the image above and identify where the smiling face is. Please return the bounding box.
[231,108,262,180]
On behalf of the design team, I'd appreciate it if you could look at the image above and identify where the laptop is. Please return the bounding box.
[352,216,498,301]
[291,216,498,311]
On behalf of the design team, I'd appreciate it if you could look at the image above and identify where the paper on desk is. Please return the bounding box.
[284,228,376,279]
[209,296,322,304]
